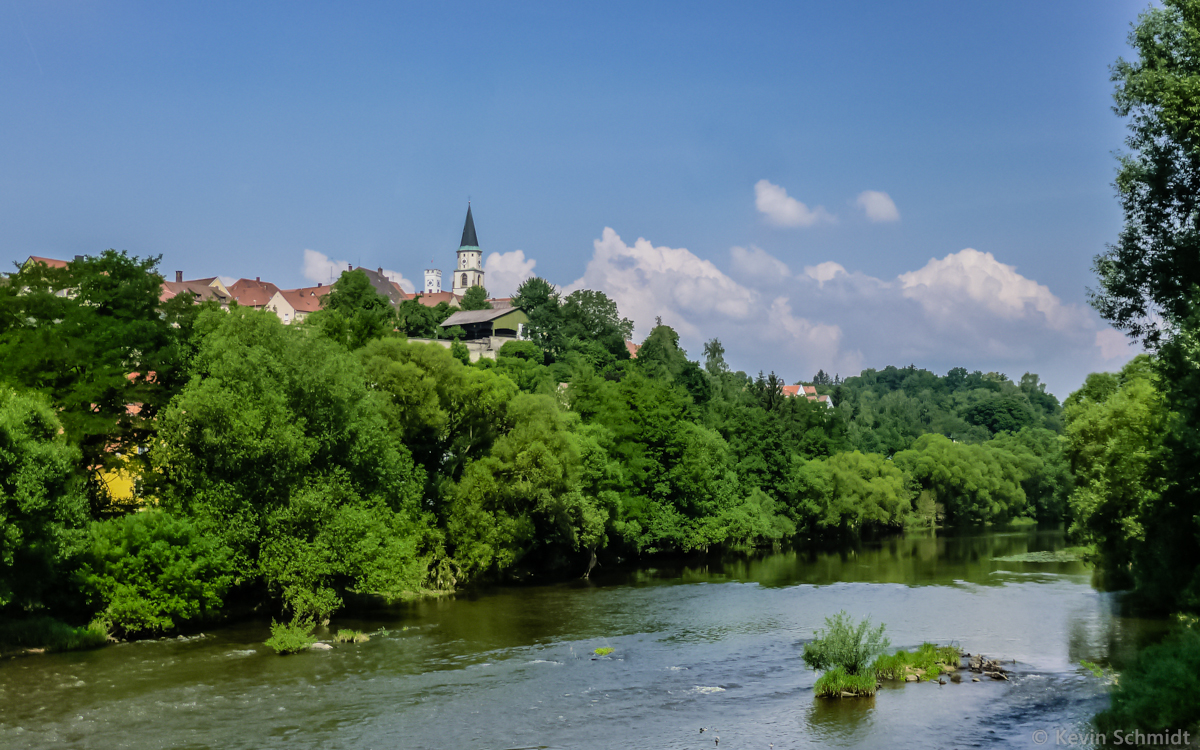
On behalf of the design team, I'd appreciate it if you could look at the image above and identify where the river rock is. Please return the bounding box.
[311,642,333,651]
[905,674,918,682]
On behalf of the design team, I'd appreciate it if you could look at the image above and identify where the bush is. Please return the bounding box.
[0,616,108,653]
[813,666,878,698]
[77,511,235,638]
[0,388,89,612]
[1095,619,1200,735]
[803,611,890,676]
[265,619,317,654]
[332,629,369,643]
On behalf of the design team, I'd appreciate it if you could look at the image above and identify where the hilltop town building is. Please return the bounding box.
[440,306,528,341]
[424,268,442,294]
[450,204,485,296]
[781,384,834,408]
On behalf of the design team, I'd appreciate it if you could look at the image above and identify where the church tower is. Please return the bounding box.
[452,204,485,296]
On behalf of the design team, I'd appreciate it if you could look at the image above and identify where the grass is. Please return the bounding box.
[0,616,109,654]
[593,647,614,656]
[332,629,370,643]
[813,666,879,697]
[872,643,961,682]
[265,619,317,654]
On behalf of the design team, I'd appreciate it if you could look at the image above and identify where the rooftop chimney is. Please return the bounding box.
[175,271,183,283]
[378,267,383,274]
[317,282,322,287]
[255,276,260,282]
[74,255,83,262]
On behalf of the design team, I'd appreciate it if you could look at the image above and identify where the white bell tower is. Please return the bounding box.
[424,268,442,294]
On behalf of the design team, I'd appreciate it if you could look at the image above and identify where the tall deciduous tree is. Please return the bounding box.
[152,308,430,621]
[0,252,191,510]
[512,277,561,358]
[460,285,492,311]
[310,268,398,349]
[1088,0,1200,611]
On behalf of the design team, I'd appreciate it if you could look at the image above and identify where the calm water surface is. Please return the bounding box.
[0,528,1167,749]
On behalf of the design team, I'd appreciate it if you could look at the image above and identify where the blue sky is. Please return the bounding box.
[1,1,1150,396]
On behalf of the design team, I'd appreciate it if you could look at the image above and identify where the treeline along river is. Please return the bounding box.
[0,527,1165,749]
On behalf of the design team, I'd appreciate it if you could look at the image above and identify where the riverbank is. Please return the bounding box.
[0,527,1166,750]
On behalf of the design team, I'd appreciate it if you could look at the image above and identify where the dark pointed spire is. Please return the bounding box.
[459,203,479,248]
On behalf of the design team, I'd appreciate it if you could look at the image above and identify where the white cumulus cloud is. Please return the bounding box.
[897,249,1087,333]
[565,228,852,372]
[301,249,415,292]
[558,231,1137,397]
[380,268,416,293]
[856,190,900,222]
[484,249,537,297]
[754,179,835,227]
[1095,328,1140,360]
[730,245,791,279]
[302,249,348,286]
[804,261,847,287]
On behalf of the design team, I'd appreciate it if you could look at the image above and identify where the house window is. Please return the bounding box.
[461,273,467,287]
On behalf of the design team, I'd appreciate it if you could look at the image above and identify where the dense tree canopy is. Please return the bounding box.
[0,252,1106,638]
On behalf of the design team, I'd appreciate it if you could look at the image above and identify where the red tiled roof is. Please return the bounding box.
[625,340,640,359]
[413,291,461,308]
[25,255,69,269]
[781,384,831,405]
[227,278,281,308]
[277,285,330,314]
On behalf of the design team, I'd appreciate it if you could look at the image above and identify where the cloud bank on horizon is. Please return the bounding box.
[558,227,1138,399]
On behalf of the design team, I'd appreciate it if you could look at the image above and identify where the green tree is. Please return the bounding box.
[446,394,609,578]
[0,388,89,612]
[152,308,429,620]
[1081,2,1200,613]
[782,452,915,532]
[893,434,1029,523]
[1064,356,1169,589]
[512,277,561,358]
[558,289,634,366]
[309,268,398,349]
[460,285,492,311]
[0,252,190,509]
[989,427,1073,521]
[396,298,442,338]
[1093,0,1200,346]
[358,338,517,501]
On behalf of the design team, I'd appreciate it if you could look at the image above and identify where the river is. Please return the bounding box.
[0,527,1168,749]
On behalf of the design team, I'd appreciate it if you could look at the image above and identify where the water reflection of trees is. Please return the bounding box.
[804,693,877,743]
[621,528,1090,589]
